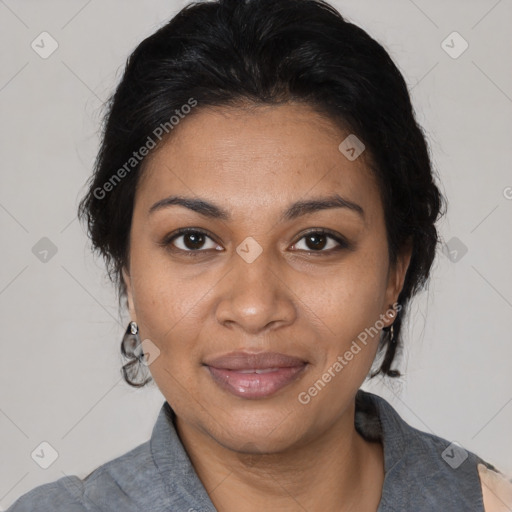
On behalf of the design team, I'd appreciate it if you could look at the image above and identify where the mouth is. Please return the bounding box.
[203,351,308,399]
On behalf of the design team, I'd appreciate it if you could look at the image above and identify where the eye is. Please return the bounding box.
[161,228,221,254]
[291,229,349,253]
[160,228,351,256]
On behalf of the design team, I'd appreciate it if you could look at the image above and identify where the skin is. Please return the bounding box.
[123,102,412,512]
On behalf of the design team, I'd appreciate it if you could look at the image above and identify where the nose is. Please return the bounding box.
[214,247,297,335]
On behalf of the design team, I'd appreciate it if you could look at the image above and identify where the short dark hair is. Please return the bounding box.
[78,0,446,387]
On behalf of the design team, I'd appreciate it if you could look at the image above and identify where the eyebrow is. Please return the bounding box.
[148,193,365,222]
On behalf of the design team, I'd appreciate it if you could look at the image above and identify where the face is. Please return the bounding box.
[123,103,411,453]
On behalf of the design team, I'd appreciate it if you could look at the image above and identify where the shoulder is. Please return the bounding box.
[362,391,498,509]
[4,475,87,512]
[6,440,159,512]
[478,463,512,512]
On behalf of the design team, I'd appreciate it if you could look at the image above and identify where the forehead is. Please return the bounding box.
[136,103,381,222]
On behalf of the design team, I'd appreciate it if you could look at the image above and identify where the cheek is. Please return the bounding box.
[293,254,389,411]
[130,241,200,324]
[128,245,216,371]
[129,259,204,400]
[299,251,389,342]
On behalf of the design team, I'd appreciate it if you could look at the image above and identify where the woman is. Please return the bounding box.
[7,0,512,510]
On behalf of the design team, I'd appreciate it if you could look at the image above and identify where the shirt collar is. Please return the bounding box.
[150,401,218,511]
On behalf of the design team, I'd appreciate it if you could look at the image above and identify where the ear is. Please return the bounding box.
[122,266,136,322]
[384,238,413,322]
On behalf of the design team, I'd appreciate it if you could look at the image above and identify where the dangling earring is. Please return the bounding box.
[390,309,396,343]
[122,321,145,361]
[129,321,138,336]
[389,323,395,343]
[385,307,396,344]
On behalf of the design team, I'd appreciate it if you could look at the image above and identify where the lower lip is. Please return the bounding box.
[206,365,307,399]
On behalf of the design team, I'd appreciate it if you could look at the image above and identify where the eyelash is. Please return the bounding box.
[159,228,351,256]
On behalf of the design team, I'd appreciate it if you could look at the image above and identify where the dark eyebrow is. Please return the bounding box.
[149,195,230,220]
[148,194,364,221]
[281,194,365,222]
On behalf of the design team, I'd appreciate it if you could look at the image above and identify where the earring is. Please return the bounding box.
[389,309,396,344]
[385,307,396,344]
[122,321,145,361]
[129,321,138,335]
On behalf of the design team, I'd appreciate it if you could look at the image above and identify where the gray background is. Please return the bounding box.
[1,0,511,508]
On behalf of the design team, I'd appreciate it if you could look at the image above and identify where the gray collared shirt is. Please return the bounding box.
[6,390,491,511]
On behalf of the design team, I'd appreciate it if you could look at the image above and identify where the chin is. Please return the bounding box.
[209,405,306,453]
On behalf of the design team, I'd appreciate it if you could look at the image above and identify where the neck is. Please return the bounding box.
[175,400,384,512]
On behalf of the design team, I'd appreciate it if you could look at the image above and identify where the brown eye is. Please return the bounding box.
[179,232,207,250]
[163,229,221,253]
[304,233,329,250]
[292,230,350,253]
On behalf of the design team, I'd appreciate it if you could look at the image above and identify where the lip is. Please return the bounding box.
[203,351,308,399]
